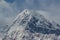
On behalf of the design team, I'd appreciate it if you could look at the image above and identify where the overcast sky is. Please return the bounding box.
[0,0,60,27]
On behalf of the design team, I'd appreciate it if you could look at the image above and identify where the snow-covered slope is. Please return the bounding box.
[2,9,60,40]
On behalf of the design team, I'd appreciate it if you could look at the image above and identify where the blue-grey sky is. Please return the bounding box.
[0,0,60,27]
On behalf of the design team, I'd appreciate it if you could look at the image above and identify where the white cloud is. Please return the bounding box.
[44,4,60,24]
[0,0,15,26]
[37,9,60,24]
[0,14,14,27]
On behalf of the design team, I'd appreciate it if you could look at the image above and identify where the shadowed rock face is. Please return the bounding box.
[25,16,60,35]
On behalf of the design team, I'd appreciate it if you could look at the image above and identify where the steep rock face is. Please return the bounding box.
[3,9,60,40]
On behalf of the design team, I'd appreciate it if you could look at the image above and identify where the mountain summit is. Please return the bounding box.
[3,9,60,40]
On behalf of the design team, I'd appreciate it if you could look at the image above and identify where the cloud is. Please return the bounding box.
[0,0,15,27]
[0,13,14,27]
[44,3,60,24]
[5,0,14,3]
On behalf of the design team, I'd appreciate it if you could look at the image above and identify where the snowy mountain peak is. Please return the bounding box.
[21,9,30,14]
[15,9,45,21]
[13,9,45,25]
[2,9,60,40]
[7,9,60,35]
[23,9,30,12]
